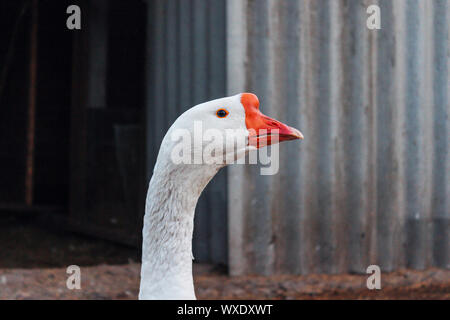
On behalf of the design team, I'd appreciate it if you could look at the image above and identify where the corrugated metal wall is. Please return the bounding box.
[227,0,449,275]
[145,0,228,264]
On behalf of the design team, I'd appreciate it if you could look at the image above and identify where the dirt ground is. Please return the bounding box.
[0,264,449,300]
[0,215,449,300]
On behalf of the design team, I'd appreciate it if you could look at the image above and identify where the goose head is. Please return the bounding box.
[164,92,303,166]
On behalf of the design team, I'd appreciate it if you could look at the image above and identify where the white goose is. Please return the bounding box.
[139,93,303,300]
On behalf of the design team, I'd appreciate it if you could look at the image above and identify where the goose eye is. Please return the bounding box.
[216,108,229,118]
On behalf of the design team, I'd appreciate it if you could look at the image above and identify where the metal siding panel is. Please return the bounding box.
[432,0,449,269]
[274,0,303,274]
[191,0,211,262]
[297,0,317,275]
[404,0,437,270]
[207,0,228,265]
[165,0,179,124]
[146,0,228,263]
[375,0,397,272]
[247,0,275,276]
[227,0,249,275]
[338,0,375,274]
[179,0,193,109]
[227,0,449,275]
[146,0,166,174]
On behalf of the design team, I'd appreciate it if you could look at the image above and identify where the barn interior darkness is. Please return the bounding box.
[0,0,148,267]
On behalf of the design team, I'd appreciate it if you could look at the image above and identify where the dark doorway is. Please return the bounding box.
[0,0,73,211]
[68,0,147,245]
[0,0,147,247]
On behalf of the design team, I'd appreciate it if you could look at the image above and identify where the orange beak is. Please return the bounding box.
[241,93,304,148]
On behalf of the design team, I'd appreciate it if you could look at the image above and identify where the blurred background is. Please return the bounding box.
[0,0,448,299]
